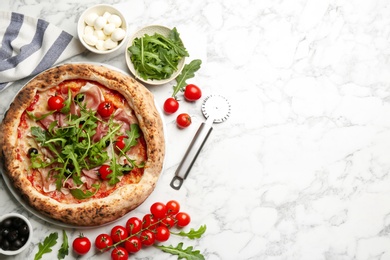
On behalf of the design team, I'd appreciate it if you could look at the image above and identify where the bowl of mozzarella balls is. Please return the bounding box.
[77,4,127,54]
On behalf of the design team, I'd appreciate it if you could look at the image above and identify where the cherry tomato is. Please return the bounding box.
[115,135,127,150]
[111,225,128,243]
[124,236,142,254]
[176,113,191,128]
[48,96,65,112]
[142,214,158,231]
[184,84,202,101]
[140,230,155,246]
[175,212,191,227]
[163,97,179,114]
[150,202,167,219]
[111,246,128,260]
[126,217,142,235]
[72,234,91,255]
[99,165,112,180]
[160,216,175,229]
[166,200,180,215]
[95,233,113,251]
[97,101,114,118]
[155,226,170,242]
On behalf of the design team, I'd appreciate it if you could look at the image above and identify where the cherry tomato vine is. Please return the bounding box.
[93,200,206,259]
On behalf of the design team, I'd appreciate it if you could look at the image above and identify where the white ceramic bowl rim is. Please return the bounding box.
[0,213,33,256]
[77,4,128,54]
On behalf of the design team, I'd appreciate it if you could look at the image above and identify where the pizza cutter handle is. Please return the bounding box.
[170,122,213,190]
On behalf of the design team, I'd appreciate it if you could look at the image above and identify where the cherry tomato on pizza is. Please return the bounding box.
[97,101,115,117]
[175,212,191,227]
[184,84,202,101]
[98,165,112,181]
[48,96,65,112]
[111,246,128,260]
[115,135,127,150]
[72,234,91,255]
[95,233,113,251]
[176,113,192,128]
[163,97,179,114]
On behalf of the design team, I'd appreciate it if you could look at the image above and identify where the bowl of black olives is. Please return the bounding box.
[0,213,33,255]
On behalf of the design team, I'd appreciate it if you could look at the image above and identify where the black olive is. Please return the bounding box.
[19,236,27,244]
[1,239,10,250]
[27,147,38,157]
[18,224,29,236]
[7,229,18,242]
[74,93,85,102]
[1,218,12,228]
[11,239,23,250]
[122,164,132,174]
[65,164,75,176]
[12,217,24,228]
[1,227,10,237]
[105,140,110,147]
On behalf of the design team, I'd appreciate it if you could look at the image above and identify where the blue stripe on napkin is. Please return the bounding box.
[0,11,85,91]
[0,19,49,72]
[30,31,73,75]
[0,12,24,60]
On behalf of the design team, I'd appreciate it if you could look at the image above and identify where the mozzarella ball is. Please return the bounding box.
[95,40,107,51]
[111,28,126,42]
[84,12,98,26]
[103,23,116,35]
[102,11,112,19]
[104,38,118,49]
[84,25,94,35]
[94,16,107,30]
[107,14,122,28]
[83,34,98,46]
[94,29,107,40]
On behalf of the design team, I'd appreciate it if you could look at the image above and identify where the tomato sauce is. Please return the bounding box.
[26,94,40,111]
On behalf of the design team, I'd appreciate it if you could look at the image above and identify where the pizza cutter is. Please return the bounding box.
[170,95,231,190]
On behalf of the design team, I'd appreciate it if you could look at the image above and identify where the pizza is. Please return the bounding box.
[0,63,165,226]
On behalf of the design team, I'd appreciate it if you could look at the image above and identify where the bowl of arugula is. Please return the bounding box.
[125,25,188,85]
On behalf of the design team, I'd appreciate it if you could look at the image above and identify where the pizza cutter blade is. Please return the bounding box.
[170,95,231,190]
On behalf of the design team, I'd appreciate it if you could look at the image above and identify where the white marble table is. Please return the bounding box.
[2,0,390,259]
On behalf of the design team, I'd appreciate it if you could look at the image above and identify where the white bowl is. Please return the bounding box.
[0,213,33,256]
[77,4,128,54]
[125,25,186,85]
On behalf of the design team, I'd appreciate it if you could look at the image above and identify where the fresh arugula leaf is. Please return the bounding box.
[31,126,47,143]
[171,225,207,239]
[172,59,202,98]
[60,88,72,114]
[26,110,55,121]
[34,232,58,260]
[70,183,100,199]
[57,230,69,260]
[156,242,205,260]
[121,124,141,153]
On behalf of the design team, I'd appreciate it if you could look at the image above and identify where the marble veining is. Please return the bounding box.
[2,0,390,259]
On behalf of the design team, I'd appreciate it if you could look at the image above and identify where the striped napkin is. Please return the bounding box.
[0,11,85,91]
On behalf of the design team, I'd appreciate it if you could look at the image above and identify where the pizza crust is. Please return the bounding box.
[0,63,165,226]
